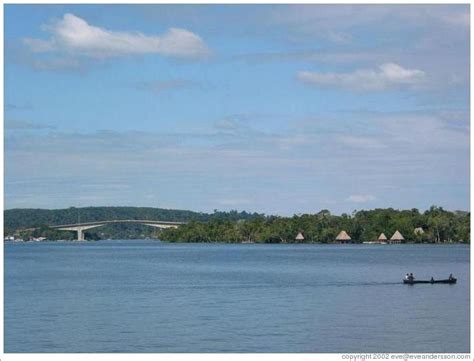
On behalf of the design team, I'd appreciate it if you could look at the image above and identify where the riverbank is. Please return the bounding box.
[5,238,469,245]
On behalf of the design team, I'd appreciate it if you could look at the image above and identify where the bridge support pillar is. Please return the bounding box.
[77,228,84,241]
[55,226,95,241]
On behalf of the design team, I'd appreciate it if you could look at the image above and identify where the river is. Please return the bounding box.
[4,241,470,352]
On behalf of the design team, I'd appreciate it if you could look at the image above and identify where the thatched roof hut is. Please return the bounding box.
[336,230,351,243]
[389,230,404,243]
[295,232,305,241]
[378,233,388,241]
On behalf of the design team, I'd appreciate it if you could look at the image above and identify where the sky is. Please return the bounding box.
[4,4,470,215]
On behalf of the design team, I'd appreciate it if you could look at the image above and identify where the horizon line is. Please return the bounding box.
[4,204,470,218]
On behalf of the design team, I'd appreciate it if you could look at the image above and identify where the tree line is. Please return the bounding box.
[5,205,469,243]
[159,206,469,244]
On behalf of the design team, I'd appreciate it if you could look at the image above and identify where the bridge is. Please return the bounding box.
[49,220,186,241]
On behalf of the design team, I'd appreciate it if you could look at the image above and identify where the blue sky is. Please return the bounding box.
[4,4,470,215]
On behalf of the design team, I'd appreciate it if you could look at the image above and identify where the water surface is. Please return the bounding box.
[4,241,470,352]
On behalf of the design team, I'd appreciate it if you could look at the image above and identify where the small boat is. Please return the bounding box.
[403,278,457,285]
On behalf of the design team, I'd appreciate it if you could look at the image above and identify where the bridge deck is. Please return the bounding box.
[50,220,186,228]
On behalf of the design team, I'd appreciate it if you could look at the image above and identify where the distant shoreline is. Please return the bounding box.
[5,239,469,245]
[5,206,470,244]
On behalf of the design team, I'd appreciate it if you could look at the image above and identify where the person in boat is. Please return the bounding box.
[431,277,434,282]
[405,273,410,280]
[449,274,454,280]
[409,273,414,281]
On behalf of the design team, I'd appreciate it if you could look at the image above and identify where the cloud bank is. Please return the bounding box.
[5,110,469,213]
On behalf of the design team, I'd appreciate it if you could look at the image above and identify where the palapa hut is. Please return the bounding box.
[377,233,388,243]
[336,230,351,244]
[295,232,305,242]
[389,230,404,244]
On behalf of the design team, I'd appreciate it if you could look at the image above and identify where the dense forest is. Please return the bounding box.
[4,206,470,243]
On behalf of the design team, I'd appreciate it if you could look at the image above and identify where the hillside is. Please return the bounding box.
[4,206,263,240]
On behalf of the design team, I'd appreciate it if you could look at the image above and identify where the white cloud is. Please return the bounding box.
[23,13,210,59]
[297,63,426,91]
[347,194,376,203]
